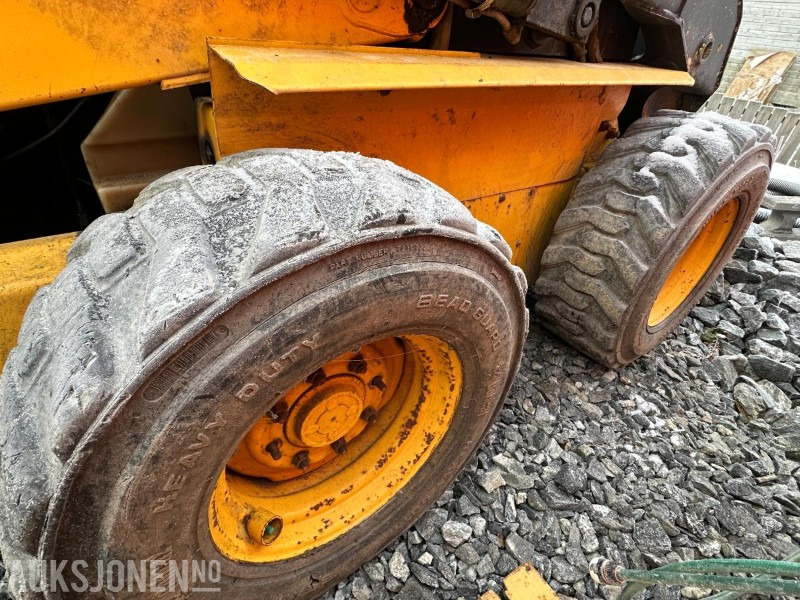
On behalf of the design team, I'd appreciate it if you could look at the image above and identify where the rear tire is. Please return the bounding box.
[0,150,527,599]
[535,110,774,368]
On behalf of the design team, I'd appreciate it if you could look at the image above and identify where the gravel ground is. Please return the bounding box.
[324,225,800,600]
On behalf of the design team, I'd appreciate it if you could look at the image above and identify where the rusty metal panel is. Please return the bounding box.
[209,41,695,95]
[0,0,444,111]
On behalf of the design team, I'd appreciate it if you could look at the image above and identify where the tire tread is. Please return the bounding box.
[535,110,775,367]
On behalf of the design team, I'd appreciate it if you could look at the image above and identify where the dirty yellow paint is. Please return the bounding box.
[464,180,578,281]
[0,233,76,368]
[479,592,503,600]
[0,0,442,110]
[649,196,740,327]
[209,43,631,281]
[210,335,463,563]
[504,564,559,600]
[209,41,695,94]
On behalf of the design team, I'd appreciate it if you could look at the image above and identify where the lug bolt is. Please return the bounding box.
[292,450,310,470]
[265,439,283,460]
[369,375,387,392]
[306,368,326,386]
[331,438,348,455]
[581,3,595,28]
[267,401,288,424]
[348,354,368,375]
[360,406,378,424]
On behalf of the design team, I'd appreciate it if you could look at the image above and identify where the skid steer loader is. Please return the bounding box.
[0,1,774,597]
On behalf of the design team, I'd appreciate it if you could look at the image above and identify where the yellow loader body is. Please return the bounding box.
[0,0,691,365]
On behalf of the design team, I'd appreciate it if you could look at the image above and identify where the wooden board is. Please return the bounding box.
[702,92,800,168]
[725,51,796,103]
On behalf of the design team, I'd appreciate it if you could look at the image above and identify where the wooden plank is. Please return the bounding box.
[718,95,737,117]
[774,114,800,163]
[703,92,724,113]
[779,123,800,167]
[753,105,774,125]
[741,99,763,122]
[725,51,797,103]
[765,108,788,137]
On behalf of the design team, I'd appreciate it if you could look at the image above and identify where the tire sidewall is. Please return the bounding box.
[46,235,524,599]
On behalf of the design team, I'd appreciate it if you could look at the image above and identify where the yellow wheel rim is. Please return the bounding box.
[648,196,740,327]
[209,334,462,562]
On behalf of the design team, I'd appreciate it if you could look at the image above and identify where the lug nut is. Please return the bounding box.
[265,439,283,460]
[267,401,288,424]
[348,354,368,375]
[292,450,310,470]
[369,375,387,392]
[306,368,326,386]
[331,438,347,455]
[360,406,377,424]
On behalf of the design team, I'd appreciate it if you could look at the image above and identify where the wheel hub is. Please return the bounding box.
[208,334,464,563]
[286,376,365,447]
[648,195,740,327]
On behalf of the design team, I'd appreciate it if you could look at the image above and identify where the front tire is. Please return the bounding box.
[0,150,527,598]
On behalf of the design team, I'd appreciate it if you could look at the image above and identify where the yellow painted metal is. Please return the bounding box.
[503,564,559,600]
[210,46,632,200]
[209,334,462,562]
[209,42,695,94]
[81,85,201,213]
[0,0,440,111]
[209,42,639,279]
[464,180,578,281]
[648,197,740,327]
[0,233,76,368]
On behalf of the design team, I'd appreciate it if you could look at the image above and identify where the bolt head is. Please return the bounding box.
[292,451,311,470]
[306,368,327,386]
[360,406,378,424]
[267,401,289,423]
[348,355,368,375]
[265,439,283,460]
[581,4,595,28]
[370,375,387,391]
[331,438,348,455]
